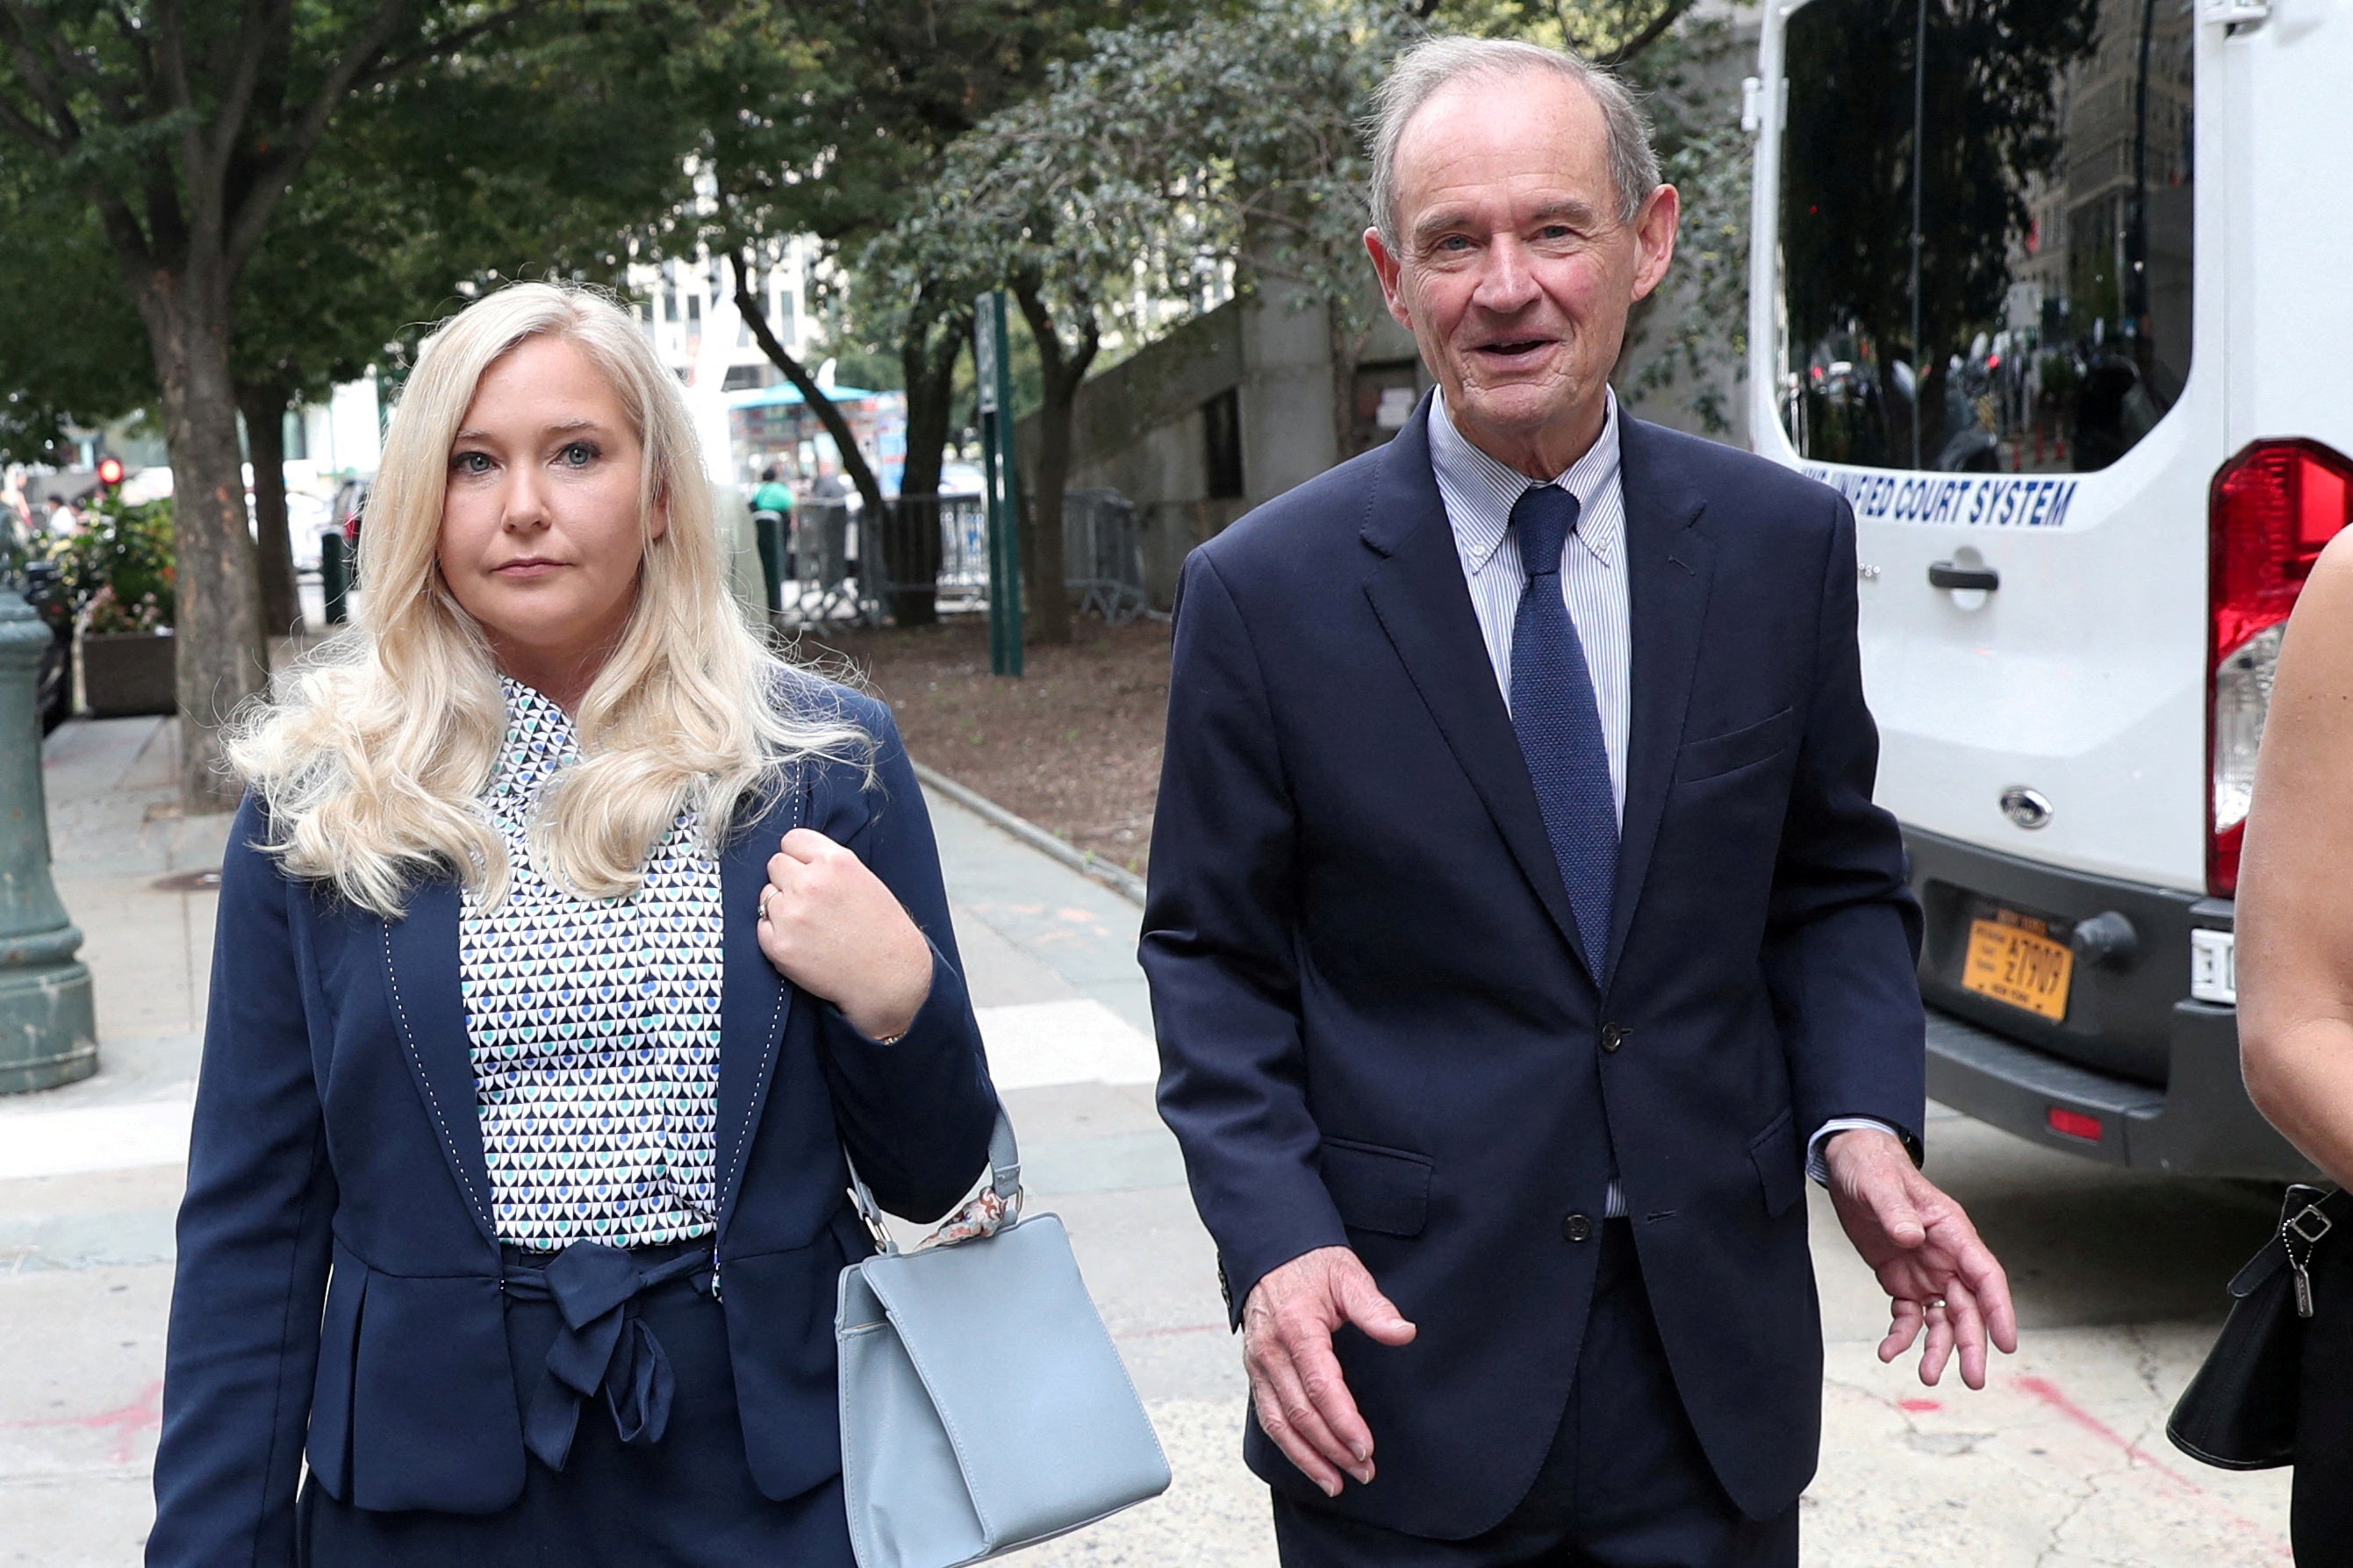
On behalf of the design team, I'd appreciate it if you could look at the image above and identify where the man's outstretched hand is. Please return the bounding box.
[1241,1246,1418,1497]
[1825,1128,2019,1389]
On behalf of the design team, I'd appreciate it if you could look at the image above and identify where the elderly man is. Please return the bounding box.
[1142,36,2016,1566]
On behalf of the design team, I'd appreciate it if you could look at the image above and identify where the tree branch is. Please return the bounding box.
[152,0,194,115]
[29,12,136,124]
[204,0,291,176]
[1598,0,1699,68]
[219,0,413,275]
[0,1,87,148]
[729,248,889,524]
[362,0,554,89]
[0,88,66,154]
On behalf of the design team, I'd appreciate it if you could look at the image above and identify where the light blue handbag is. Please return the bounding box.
[836,1113,1172,1568]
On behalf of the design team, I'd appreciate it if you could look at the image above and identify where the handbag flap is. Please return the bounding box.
[859,1213,1171,1548]
[837,1265,989,1568]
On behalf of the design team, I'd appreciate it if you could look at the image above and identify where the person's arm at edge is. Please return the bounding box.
[2239,531,2353,1183]
[1761,492,2015,1387]
[1142,553,1415,1497]
[147,795,337,1568]
[1760,492,1928,1154]
[1140,550,1346,1319]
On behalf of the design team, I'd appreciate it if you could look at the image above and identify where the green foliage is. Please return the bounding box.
[0,165,154,462]
[47,494,176,634]
[1614,9,1753,432]
[872,0,1750,426]
[867,0,1399,381]
[235,3,699,403]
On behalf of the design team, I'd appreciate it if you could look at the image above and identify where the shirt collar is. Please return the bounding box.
[1429,385,1623,573]
[491,674,579,800]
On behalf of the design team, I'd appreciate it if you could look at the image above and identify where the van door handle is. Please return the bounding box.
[1928,562,1999,591]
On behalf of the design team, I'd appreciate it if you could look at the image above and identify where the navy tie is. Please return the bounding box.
[1508,483,1618,973]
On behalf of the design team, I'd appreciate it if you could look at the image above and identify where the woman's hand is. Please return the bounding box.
[757,827,934,1042]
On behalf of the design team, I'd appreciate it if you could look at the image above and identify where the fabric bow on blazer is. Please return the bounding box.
[1144,397,1926,1539]
[147,687,999,1568]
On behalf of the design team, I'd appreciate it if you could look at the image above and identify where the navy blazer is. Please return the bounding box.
[147,687,998,1567]
[1143,400,1925,1538]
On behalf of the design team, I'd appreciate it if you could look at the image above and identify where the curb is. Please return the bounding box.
[910,762,1147,907]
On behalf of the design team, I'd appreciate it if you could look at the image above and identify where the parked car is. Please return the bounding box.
[247,489,334,573]
[1746,0,2348,1178]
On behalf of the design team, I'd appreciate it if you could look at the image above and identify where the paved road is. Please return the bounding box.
[0,717,2299,1564]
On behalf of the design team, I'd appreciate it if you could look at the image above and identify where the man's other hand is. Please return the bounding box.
[1825,1128,2019,1389]
[1241,1246,1418,1496]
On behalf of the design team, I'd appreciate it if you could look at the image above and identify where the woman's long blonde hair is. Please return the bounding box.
[228,281,867,917]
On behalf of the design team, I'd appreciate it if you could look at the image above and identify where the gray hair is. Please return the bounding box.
[1367,36,1661,247]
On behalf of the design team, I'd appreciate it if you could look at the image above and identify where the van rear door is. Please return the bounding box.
[1748,0,2220,901]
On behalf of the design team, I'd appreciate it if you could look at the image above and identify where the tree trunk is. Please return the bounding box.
[137,276,269,813]
[1012,283,1096,648]
[1329,304,1374,462]
[887,299,972,628]
[239,381,303,639]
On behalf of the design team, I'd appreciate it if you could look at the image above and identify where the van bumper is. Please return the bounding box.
[1924,1003,2314,1179]
[1905,826,2315,1180]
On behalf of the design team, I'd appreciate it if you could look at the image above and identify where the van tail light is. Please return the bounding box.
[2209,440,2353,896]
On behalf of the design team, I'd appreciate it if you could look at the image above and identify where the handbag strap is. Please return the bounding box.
[844,1108,1021,1258]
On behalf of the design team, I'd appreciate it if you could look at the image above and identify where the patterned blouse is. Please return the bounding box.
[460,678,725,1251]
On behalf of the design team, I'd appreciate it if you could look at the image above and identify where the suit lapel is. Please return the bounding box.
[1359,397,1596,980]
[1603,417,1714,980]
[380,882,499,1247]
[713,766,805,1227]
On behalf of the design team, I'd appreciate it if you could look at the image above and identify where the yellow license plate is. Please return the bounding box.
[1963,916,2075,1022]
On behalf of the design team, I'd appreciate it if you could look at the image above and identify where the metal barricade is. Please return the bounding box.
[933,496,990,607]
[1063,488,1146,626]
[778,499,882,627]
[764,488,1143,629]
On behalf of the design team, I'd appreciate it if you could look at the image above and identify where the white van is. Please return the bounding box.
[1744,0,2350,1178]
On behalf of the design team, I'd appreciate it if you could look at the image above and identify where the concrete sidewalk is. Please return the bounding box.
[1,716,2300,1566]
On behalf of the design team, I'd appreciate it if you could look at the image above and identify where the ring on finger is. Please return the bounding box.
[1925,1297,1947,1312]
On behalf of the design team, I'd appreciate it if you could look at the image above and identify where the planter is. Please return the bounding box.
[79,630,176,718]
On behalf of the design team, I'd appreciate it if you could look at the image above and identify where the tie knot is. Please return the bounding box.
[1510,484,1581,579]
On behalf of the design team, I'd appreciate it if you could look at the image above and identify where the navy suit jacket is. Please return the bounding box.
[1142,400,1925,1537]
[147,688,998,1567]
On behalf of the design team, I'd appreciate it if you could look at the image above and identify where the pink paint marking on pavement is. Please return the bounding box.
[2,1378,163,1464]
[2017,1375,2206,1494]
[2014,1375,2292,1559]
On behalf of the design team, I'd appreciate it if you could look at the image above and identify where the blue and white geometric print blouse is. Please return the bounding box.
[459,677,725,1251]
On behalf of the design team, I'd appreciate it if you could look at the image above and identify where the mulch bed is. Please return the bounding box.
[803,613,1173,877]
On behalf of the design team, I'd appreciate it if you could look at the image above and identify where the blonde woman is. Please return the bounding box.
[145,283,999,1566]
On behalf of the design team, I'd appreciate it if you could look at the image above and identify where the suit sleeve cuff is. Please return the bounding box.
[826,938,967,1050]
[1806,1116,1906,1185]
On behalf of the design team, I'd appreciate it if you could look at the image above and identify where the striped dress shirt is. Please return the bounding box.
[1424,388,1885,1200]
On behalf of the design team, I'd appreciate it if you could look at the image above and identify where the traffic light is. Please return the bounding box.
[95,456,125,491]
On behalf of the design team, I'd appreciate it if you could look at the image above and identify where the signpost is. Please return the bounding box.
[975,290,1024,678]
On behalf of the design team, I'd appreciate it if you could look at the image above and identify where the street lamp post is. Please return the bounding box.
[0,592,97,1092]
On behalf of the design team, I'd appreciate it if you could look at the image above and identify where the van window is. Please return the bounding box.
[1777,0,2193,473]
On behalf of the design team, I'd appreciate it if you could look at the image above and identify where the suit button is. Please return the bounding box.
[1600,1024,1625,1054]
[1563,1213,1593,1242]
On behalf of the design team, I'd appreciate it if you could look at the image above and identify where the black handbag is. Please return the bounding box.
[2169,1183,2343,1469]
